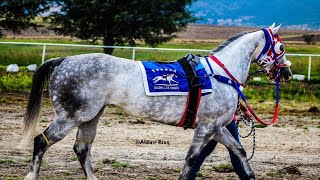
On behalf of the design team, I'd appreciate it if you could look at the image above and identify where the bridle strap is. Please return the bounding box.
[209,55,244,86]
[257,29,273,61]
[268,63,288,77]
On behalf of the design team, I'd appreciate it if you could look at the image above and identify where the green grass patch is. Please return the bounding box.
[212,163,234,173]
[103,159,131,168]
[254,124,268,128]
[23,157,32,164]
[245,81,320,103]
[267,166,301,178]
[196,171,204,177]
[285,44,320,54]
[5,175,21,180]
[111,160,130,168]
[0,67,33,91]
[0,159,15,164]
[70,155,78,162]
[266,169,285,178]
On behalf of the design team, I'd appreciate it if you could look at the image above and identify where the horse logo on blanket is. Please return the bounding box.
[153,74,179,85]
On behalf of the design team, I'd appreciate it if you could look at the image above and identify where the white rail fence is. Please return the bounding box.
[1,41,320,81]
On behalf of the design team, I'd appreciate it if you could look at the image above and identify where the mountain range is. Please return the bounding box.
[189,0,320,30]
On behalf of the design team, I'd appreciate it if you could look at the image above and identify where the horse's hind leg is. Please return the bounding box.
[214,126,255,179]
[179,125,213,179]
[24,116,78,180]
[73,106,105,180]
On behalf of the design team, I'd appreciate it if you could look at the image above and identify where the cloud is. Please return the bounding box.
[284,24,320,31]
[217,16,255,26]
[194,1,210,8]
[207,18,214,24]
[194,11,207,18]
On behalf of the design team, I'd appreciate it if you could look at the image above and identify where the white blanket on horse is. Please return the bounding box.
[137,61,212,96]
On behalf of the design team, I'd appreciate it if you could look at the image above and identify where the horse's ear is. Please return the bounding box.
[269,22,275,29]
[272,24,282,34]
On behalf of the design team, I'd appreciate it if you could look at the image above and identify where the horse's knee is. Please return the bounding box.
[74,142,88,154]
[74,142,90,161]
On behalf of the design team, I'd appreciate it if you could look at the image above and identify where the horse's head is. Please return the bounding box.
[254,23,292,82]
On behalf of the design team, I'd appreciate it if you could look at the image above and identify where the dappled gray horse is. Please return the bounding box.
[22,24,292,180]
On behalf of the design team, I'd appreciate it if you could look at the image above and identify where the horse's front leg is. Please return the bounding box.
[179,125,212,180]
[214,126,255,180]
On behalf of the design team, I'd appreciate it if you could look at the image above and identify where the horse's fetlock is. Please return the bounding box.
[243,169,255,180]
[187,154,199,167]
[34,134,47,150]
[237,146,247,157]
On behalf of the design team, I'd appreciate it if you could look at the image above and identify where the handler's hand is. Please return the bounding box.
[243,110,252,120]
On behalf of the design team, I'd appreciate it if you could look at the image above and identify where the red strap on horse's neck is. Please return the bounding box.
[209,55,244,86]
[210,54,279,125]
[246,103,278,125]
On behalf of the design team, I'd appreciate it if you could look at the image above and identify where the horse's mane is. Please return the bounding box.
[211,31,250,54]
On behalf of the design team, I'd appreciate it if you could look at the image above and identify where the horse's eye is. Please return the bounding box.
[280,45,284,51]
[275,42,284,54]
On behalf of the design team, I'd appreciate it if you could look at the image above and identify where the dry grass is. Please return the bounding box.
[177,24,320,44]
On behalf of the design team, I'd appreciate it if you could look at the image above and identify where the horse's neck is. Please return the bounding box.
[212,31,263,84]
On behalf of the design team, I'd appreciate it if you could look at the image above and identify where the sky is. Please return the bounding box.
[189,0,320,30]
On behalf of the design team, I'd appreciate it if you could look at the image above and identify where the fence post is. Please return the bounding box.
[41,44,46,64]
[132,48,136,60]
[308,56,311,81]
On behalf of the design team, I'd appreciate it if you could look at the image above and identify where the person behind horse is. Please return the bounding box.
[189,102,252,180]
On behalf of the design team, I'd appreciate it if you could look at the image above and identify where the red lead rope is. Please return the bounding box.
[246,103,278,125]
[209,55,279,126]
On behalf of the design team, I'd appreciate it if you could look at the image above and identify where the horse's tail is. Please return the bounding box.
[21,57,65,147]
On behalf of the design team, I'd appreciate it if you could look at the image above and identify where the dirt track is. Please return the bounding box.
[0,91,319,180]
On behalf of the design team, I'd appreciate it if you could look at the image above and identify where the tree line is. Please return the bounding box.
[0,0,196,54]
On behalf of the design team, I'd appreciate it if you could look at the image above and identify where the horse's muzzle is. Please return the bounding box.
[268,66,292,82]
[279,66,292,81]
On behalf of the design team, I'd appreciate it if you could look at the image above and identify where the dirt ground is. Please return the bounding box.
[0,91,319,180]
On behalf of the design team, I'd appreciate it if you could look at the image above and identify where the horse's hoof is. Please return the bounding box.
[87,177,98,180]
[24,172,36,180]
[246,172,255,180]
